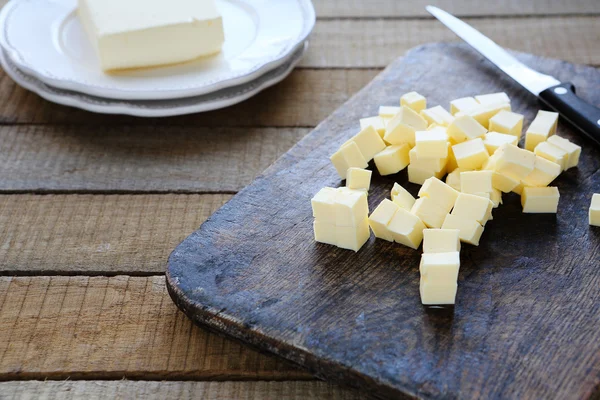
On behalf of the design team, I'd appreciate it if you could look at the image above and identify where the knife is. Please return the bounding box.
[426,5,600,147]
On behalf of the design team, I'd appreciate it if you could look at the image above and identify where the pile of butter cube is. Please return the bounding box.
[312,91,599,305]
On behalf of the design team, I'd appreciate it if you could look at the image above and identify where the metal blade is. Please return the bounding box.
[426,6,560,95]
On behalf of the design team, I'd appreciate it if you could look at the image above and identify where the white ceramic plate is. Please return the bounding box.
[0,0,314,100]
[0,41,307,117]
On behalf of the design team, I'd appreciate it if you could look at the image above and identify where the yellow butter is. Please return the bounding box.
[400,91,427,113]
[346,167,372,191]
[452,138,490,171]
[521,186,559,213]
[422,229,461,253]
[441,213,484,246]
[391,182,416,210]
[374,144,411,176]
[384,106,429,146]
[388,208,426,249]
[589,194,600,226]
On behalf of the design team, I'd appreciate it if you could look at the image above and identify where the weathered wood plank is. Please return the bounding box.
[315,0,600,18]
[0,195,230,274]
[0,126,310,192]
[0,380,361,400]
[0,276,310,380]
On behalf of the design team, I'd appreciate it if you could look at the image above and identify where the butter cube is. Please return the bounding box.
[490,189,502,208]
[483,131,518,155]
[346,168,372,191]
[379,106,400,119]
[442,214,484,246]
[421,106,455,127]
[460,170,493,194]
[488,110,524,138]
[420,281,458,305]
[360,116,386,138]
[546,135,581,170]
[400,91,427,113]
[368,199,399,241]
[336,218,371,252]
[313,220,337,246]
[374,144,410,176]
[420,252,461,283]
[525,110,559,151]
[447,115,487,143]
[391,183,416,210]
[522,156,561,187]
[350,125,387,161]
[534,142,567,171]
[311,187,337,224]
[513,182,525,196]
[445,168,462,191]
[335,188,369,227]
[521,186,560,213]
[330,142,369,179]
[418,177,460,213]
[446,145,459,172]
[450,97,479,115]
[411,197,448,229]
[408,165,445,185]
[452,138,489,171]
[451,193,493,225]
[409,147,447,173]
[423,229,461,253]
[388,208,426,249]
[415,127,449,158]
[475,92,510,105]
[589,194,600,226]
[460,102,511,128]
[495,144,536,179]
[384,106,429,146]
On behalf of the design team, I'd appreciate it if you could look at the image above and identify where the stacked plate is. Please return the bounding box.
[0,0,315,117]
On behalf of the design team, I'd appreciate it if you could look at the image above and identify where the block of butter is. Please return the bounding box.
[78,0,225,71]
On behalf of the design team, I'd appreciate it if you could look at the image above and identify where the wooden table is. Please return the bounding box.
[0,1,598,398]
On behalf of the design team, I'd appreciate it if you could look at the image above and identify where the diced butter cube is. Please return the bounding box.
[384,106,429,146]
[423,229,461,253]
[379,106,400,119]
[330,141,369,179]
[335,188,369,227]
[589,194,600,226]
[441,214,484,246]
[451,193,493,225]
[311,187,338,224]
[418,177,460,213]
[346,168,372,191]
[521,186,560,213]
[420,106,455,127]
[420,280,458,305]
[546,135,581,170]
[522,156,561,187]
[411,197,448,229]
[336,218,371,252]
[452,138,489,171]
[475,92,510,105]
[460,170,493,194]
[460,102,511,128]
[488,110,524,138]
[447,115,487,143]
[408,165,445,185]
[483,131,519,155]
[368,199,399,241]
[350,125,387,161]
[450,97,479,115]
[445,168,462,191]
[446,145,459,172]
[313,220,337,246]
[391,183,416,210]
[388,208,426,249]
[415,127,449,158]
[525,110,559,151]
[360,116,386,138]
[472,192,491,200]
[374,144,410,176]
[490,188,502,208]
[409,147,447,173]
[534,141,567,171]
[495,144,535,179]
[400,91,427,113]
[513,182,525,195]
[420,252,461,283]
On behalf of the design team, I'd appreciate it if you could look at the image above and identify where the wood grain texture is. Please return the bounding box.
[0,127,309,192]
[0,276,309,380]
[0,195,231,274]
[167,44,600,399]
[0,380,361,400]
[315,0,600,17]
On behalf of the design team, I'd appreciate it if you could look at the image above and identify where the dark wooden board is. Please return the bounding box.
[167,43,600,400]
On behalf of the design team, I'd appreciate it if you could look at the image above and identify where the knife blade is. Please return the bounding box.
[426,5,600,147]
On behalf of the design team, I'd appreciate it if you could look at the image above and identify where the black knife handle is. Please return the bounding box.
[538,83,600,147]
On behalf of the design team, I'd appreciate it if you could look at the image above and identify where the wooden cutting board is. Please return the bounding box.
[166,43,600,399]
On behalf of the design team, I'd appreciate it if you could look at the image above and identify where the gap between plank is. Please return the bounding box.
[0,374,318,383]
[0,270,166,277]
